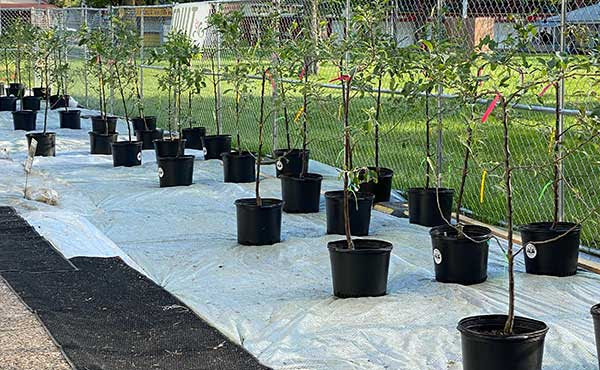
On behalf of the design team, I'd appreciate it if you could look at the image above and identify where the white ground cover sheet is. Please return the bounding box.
[0,106,598,370]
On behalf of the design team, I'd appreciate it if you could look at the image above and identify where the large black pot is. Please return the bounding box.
[0,96,17,111]
[182,127,206,150]
[325,191,374,236]
[91,116,118,134]
[235,198,283,245]
[32,87,50,99]
[131,116,157,131]
[112,141,143,167]
[407,187,454,227]
[59,110,81,129]
[222,151,255,183]
[8,83,24,98]
[89,132,118,155]
[592,304,600,369]
[136,129,163,150]
[202,135,231,160]
[153,138,185,159]
[157,155,195,187]
[519,222,581,277]
[458,315,549,370]
[280,173,323,213]
[359,167,394,203]
[22,96,41,111]
[328,239,393,298]
[26,132,56,157]
[430,224,491,285]
[49,94,69,109]
[12,110,37,131]
[273,148,309,177]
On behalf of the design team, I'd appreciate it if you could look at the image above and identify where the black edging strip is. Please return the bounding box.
[0,207,270,370]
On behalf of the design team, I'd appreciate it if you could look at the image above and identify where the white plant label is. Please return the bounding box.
[276,160,284,171]
[525,243,537,259]
[158,167,164,178]
[203,147,208,156]
[24,138,38,174]
[137,152,142,162]
[433,249,442,265]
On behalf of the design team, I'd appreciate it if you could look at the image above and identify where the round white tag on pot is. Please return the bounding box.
[203,147,208,156]
[276,160,284,171]
[158,167,164,178]
[525,243,537,259]
[433,248,442,265]
[137,152,142,161]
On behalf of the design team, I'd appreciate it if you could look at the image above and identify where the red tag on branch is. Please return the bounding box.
[298,67,305,81]
[265,69,275,89]
[481,92,501,123]
[538,82,556,97]
[329,74,351,83]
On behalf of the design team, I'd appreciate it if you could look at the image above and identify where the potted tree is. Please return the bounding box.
[180,73,206,150]
[0,33,17,111]
[323,2,392,297]
[21,24,41,111]
[110,17,143,168]
[149,30,196,187]
[53,27,81,129]
[80,26,119,154]
[11,20,36,130]
[25,28,59,157]
[234,17,283,245]
[277,17,323,213]
[208,7,255,183]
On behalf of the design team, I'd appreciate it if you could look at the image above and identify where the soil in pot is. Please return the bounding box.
[222,151,255,183]
[235,198,283,245]
[154,138,186,159]
[325,191,374,236]
[0,96,18,111]
[328,239,393,298]
[112,141,143,167]
[202,135,231,160]
[519,222,581,277]
[358,167,394,203]
[12,110,37,131]
[91,116,117,134]
[26,132,56,157]
[59,110,81,129]
[182,127,206,150]
[157,155,195,187]
[22,96,41,111]
[49,95,69,109]
[136,129,164,150]
[458,315,549,370]
[8,83,24,98]
[131,116,157,131]
[592,304,600,369]
[430,224,491,285]
[32,87,50,99]
[273,149,309,177]
[280,173,323,213]
[89,132,118,155]
[407,187,455,227]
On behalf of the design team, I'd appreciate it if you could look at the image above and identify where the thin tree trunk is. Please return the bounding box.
[455,124,472,225]
[256,71,267,207]
[502,99,515,335]
[43,55,49,135]
[300,64,309,178]
[343,79,354,250]
[425,91,431,189]
[281,81,291,150]
[375,72,382,170]
[211,51,220,135]
[114,65,131,142]
[552,84,560,227]
[235,85,241,153]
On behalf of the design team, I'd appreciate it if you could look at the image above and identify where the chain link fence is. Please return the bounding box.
[1,1,599,250]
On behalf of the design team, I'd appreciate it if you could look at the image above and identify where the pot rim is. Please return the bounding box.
[136,128,163,133]
[23,96,41,100]
[26,132,56,138]
[273,148,310,155]
[221,150,255,158]
[203,134,231,139]
[364,166,394,177]
[430,224,492,241]
[58,109,81,114]
[88,131,119,137]
[518,221,581,233]
[182,126,206,132]
[234,198,283,209]
[0,96,17,100]
[12,110,36,115]
[408,187,454,194]
[457,315,549,342]
[591,303,600,317]
[131,115,157,120]
[112,140,143,147]
[156,155,195,162]
[153,138,186,144]
[280,173,323,182]
[91,115,117,121]
[328,238,393,253]
[325,190,374,201]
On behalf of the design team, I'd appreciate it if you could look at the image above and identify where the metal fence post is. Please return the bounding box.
[83,6,89,107]
[109,6,115,114]
[435,0,445,187]
[557,0,566,221]
[216,24,222,134]
[140,8,145,104]
[272,0,281,152]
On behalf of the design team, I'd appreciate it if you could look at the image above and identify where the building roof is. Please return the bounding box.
[541,3,600,26]
[0,0,56,9]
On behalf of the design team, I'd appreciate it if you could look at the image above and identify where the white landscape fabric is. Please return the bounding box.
[0,107,598,370]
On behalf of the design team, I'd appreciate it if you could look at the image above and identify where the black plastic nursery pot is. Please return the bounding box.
[26,132,56,157]
[12,110,37,131]
[328,239,393,298]
[89,132,118,155]
[325,191,374,236]
[154,138,185,159]
[458,315,549,370]
[407,187,455,227]
[32,87,50,99]
[131,116,157,131]
[235,198,283,245]
[49,94,69,109]
[519,222,581,277]
[0,96,18,111]
[59,110,81,129]
[112,141,143,167]
[280,173,323,213]
[157,155,195,187]
[8,83,24,98]
[182,127,206,150]
[91,116,117,134]
[592,304,600,369]
[358,167,394,203]
[22,96,41,111]
[273,148,309,177]
[202,135,231,160]
[136,129,164,150]
[222,151,255,183]
[430,225,492,285]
